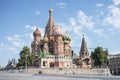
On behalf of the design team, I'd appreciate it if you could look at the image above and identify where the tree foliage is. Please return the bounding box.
[91,47,109,68]
[17,46,33,68]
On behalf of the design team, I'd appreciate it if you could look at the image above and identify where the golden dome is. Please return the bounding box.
[42,36,48,43]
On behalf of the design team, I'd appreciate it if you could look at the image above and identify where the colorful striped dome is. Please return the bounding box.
[33,28,41,36]
[63,31,71,41]
[52,26,63,36]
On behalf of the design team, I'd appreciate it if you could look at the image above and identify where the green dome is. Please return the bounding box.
[64,40,69,44]
[42,36,48,43]
[63,31,71,41]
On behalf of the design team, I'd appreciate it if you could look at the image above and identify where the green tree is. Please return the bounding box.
[17,46,33,68]
[91,47,109,68]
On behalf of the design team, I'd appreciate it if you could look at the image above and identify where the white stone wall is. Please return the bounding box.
[26,68,111,76]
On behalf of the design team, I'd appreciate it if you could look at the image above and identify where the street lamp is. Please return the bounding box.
[25,55,28,70]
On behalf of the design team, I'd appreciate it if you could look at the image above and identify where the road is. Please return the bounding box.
[0,72,120,80]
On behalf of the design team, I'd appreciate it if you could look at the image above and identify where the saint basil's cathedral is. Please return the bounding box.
[31,9,92,68]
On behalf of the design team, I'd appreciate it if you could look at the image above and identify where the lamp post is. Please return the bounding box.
[25,55,28,70]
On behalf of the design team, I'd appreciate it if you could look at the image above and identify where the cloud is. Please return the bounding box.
[107,28,120,35]
[68,11,101,38]
[69,18,76,26]
[5,25,41,51]
[73,25,82,34]
[93,29,104,36]
[35,11,40,15]
[77,11,94,29]
[25,25,37,31]
[6,36,21,47]
[0,43,4,52]
[55,22,70,33]
[100,11,104,15]
[93,28,109,37]
[0,42,16,52]
[103,0,120,29]
[68,10,110,38]
[60,11,94,35]
[96,3,104,7]
[56,2,66,8]
[113,0,120,5]
[0,43,4,47]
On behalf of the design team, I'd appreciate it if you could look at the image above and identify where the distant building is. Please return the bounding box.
[5,59,17,70]
[109,54,120,75]
[77,34,92,68]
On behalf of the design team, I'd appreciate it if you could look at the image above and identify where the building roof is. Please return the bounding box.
[52,26,63,36]
[109,53,120,59]
[44,9,54,36]
[42,36,48,43]
[63,30,71,41]
[80,34,89,57]
[47,8,54,27]
[33,28,41,36]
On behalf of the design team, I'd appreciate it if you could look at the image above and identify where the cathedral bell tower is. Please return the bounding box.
[44,9,55,54]
[78,34,92,69]
[80,34,89,58]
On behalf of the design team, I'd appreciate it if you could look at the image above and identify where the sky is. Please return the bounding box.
[0,0,120,67]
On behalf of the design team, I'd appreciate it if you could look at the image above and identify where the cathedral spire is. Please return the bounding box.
[80,34,89,58]
[45,8,54,36]
[48,8,53,26]
[49,8,53,17]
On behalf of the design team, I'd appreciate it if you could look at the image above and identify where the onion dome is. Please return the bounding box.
[63,31,71,41]
[52,26,63,36]
[33,28,41,36]
[64,40,69,44]
[42,36,48,43]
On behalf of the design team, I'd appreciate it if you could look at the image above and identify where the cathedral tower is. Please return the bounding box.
[31,28,42,56]
[53,26,64,56]
[63,30,72,57]
[44,9,54,37]
[44,9,55,54]
[42,36,49,53]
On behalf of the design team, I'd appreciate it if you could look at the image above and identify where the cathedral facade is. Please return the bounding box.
[31,9,92,68]
[31,9,72,68]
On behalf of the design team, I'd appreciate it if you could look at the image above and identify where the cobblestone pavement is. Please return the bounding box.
[0,72,120,80]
